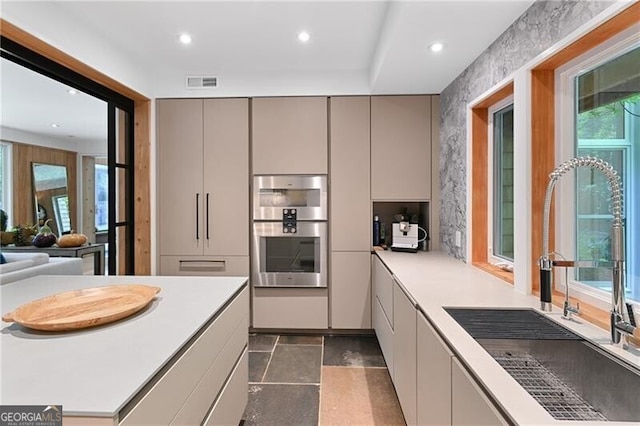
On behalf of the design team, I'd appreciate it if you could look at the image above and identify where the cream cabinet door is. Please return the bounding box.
[252,287,328,329]
[371,95,432,200]
[452,357,509,425]
[393,282,417,425]
[252,97,328,175]
[157,99,204,256]
[417,312,453,426]
[329,96,371,251]
[330,251,371,329]
[203,98,249,256]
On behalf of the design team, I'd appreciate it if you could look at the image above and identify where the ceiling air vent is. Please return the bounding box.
[186,76,218,89]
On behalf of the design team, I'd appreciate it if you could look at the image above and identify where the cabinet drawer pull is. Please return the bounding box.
[179,260,226,272]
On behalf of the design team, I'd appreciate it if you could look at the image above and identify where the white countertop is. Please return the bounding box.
[0,275,248,418]
[376,250,640,426]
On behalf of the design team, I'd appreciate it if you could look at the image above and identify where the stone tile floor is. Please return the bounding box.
[242,334,406,425]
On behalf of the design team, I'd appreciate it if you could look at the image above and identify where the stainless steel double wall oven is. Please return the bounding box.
[252,175,327,287]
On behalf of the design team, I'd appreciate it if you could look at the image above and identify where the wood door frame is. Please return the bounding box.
[0,19,151,274]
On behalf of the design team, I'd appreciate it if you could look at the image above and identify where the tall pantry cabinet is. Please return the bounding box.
[329,96,371,329]
[157,98,249,276]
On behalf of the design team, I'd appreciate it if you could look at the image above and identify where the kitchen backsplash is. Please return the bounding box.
[438,0,614,260]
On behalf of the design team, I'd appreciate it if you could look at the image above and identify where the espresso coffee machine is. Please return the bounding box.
[391,214,427,253]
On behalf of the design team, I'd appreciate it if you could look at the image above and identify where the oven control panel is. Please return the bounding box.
[283,209,297,233]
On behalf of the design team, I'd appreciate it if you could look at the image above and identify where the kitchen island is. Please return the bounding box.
[374,250,640,425]
[0,275,249,425]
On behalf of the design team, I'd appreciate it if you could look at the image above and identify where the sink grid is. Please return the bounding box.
[445,308,583,340]
[492,352,607,421]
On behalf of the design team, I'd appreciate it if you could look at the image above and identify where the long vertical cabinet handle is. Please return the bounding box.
[196,193,200,240]
[206,193,210,240]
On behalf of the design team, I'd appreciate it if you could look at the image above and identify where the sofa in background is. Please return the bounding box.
[0,252,83,285]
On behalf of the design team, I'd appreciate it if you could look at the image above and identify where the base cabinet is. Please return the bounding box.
[331,252,371,329]
[417,312,453,425]
[393,283,417,425]
[452,358,508,425]
[372,256,394,327]
[372,256,395,377]
[373,296,394,377]
[119,287,249,426]
[373,254,508,426]
[203,349,248,426]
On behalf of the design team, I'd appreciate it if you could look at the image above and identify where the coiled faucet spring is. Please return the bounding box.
[539,156,635,347]
[543,156,623,259]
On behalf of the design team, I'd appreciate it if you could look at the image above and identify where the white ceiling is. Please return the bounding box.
[1,58,108,144]
[0,0,536,143]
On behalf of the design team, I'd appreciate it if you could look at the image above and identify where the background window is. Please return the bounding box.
[492,104,515,262]
[574,45,639,301]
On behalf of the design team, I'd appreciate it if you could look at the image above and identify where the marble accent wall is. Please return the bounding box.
[439,0,615,260]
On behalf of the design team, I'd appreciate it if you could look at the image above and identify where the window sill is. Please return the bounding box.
[530,289,640,348]
[472,262,514,285]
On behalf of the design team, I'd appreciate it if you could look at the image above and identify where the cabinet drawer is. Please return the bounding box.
[160,255,249,276]
[374,296,394,377]
[253,287,328,329]
[171,311,248,425]
[120,288,248,426]
[373,256,394,328]
[203,349,249,426]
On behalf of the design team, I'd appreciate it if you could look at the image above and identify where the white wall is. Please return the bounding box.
[0,126,105,155]
[153,69,371,99]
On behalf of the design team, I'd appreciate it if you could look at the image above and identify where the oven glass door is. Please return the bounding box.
[264,237,318,273]
[253,222,327,287]
[253,175,327,220]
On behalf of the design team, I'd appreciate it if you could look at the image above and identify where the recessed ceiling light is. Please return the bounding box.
[298,31,310,43]
[67,89,78,95]
[51,123,60,128]
[428,42,444,53]
[178,33,192,45]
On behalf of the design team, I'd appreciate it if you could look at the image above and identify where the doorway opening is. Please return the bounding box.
[1,36,135,275]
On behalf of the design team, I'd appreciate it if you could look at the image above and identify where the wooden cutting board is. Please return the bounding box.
[2,284,161,331]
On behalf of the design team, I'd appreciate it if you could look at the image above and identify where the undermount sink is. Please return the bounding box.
[445,308,640,422]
